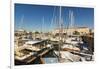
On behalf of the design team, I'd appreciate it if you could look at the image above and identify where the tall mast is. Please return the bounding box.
[41,16,44,39]
[68,10,74,36]
[71,11,74,35]
[71,11,74,28]
[51,7,55,31]
[58,6,62,62]
[19,15,24,30]
[59,6,62,40]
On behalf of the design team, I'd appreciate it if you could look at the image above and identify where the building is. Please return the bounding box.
[15,29,26,35]
[52,27,90,35]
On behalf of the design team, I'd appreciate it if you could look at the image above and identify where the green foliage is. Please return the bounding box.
[73,31,80,35]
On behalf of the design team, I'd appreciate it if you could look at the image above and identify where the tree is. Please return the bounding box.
[73,31,80,35]
[55,33,59,36]
[35,31,40,34]
[29,32,32,35]
[15,33,18,36]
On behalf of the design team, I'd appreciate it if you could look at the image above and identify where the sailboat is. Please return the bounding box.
[61,10,83,51]
[54,7,82,63]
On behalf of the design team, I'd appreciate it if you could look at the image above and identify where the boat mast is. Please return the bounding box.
[58,6,62,62]
[70,10,74,36]
[41,16,44,39]
[19,15,24,30]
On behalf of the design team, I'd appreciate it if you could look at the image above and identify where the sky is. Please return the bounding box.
[15,3,94,32]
